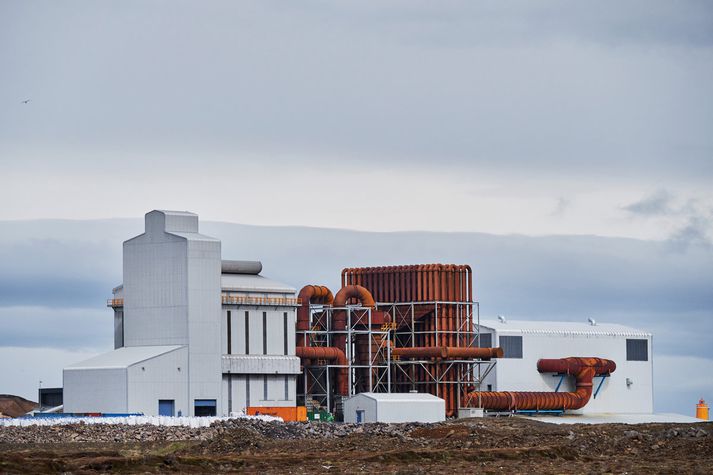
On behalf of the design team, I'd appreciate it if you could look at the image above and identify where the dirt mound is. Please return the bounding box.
[0,417,711,473]
[0,395,38,418]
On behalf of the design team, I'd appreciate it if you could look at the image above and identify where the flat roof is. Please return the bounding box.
[353,392,444,403]
[478,319,651,337]
[65,345,184,370]
[221,273,295,293]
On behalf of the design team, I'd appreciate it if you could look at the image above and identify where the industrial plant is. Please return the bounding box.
[62,210,655,422]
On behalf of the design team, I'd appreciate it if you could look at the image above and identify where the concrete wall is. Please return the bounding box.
[63,368,127,413]
[221,374,296,415]
[121,211,222,416]
[126,347,189,416]
[481,331,653,414]
[185,237,223,415]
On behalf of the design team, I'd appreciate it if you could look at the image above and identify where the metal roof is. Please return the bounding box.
[221,273,295,293]
[477,319,651,337]
[354,392,444,402]
[65,345,184,370]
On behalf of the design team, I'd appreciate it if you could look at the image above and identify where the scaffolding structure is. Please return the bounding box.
[297,299,497,416]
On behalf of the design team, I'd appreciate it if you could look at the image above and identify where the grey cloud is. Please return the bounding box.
[3,219,711,360]
[668,215,713,250]
[623,190,675,216]
[0,1,711,181]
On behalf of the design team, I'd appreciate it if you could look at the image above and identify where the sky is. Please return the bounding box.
[0,1,712,414]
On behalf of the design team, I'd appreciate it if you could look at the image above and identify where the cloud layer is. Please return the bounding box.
[1,218,711,413]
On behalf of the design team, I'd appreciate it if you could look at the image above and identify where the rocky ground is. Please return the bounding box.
[1,417,711,473]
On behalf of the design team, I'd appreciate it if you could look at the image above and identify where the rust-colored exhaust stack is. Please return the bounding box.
[467,357,616,411]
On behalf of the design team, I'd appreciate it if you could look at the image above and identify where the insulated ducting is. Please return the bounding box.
[221,260,263,275]
[467,357,616,411]
[392,346,504,360]
[295,346,349,396]
[296,285,334,346]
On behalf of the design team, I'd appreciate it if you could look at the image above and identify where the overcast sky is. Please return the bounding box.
[1,1,712,239]
[1,1,712,413]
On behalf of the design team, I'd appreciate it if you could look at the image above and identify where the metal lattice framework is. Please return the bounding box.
[297,300,496,415]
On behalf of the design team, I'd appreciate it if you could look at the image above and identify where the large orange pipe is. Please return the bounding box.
[393,346,503,359]
[467,357,616,411]
[297,285,334,346]
[295,346,349,396]
[332,285,376,352]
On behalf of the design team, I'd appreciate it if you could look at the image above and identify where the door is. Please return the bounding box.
[158,399,175,417]
[356,410,365,423]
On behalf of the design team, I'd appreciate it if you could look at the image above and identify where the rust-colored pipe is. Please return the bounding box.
[393,346,503,360]
[467,357,616,411]
[332,285,376,352]
[297,285,334,346]
[296,346,349,396]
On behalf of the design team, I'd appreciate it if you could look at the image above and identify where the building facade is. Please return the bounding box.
[476,319,654,414]
[64,210,300,416]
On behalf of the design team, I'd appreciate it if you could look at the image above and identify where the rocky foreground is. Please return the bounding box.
[1,417,711,473]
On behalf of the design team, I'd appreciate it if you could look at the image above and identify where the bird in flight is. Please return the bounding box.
[21,99,30,104]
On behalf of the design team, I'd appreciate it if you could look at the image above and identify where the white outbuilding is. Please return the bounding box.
[343,392,445,423]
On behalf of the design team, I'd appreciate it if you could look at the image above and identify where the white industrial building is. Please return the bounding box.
[343,393,446,423]
[476,319,654,414]
[64,210,300,416]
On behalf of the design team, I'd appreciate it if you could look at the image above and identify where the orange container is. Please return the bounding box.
[696,399,709,420]
[246,406,307,422]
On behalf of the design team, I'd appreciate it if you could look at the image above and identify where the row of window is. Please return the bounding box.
[475,334,649,361]
[226,310,290,356]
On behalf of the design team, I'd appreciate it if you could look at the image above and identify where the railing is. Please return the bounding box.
[221,295,301,307]
[107,295,300,308]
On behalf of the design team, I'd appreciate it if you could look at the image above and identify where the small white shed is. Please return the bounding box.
[343,392,445,423]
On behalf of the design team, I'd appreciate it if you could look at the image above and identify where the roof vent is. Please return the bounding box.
[588,317,597,326]
[497,315,507,324]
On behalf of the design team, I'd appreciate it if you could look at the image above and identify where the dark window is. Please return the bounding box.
[263,375,268,400]
[283,312,289,355]
[284,375,289,400]
[626,339,648,361]
[475,333,492,348]
[500,335,523,358]
[227,311,232,354]
[244,311,250,354]
[487,384,492,391]
[263,312,268,355]
[194,399,216,417]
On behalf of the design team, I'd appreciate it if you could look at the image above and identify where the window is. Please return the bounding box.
[263,312,268,355]
[475,333,492,348]
[626,339,648,361]
[284,375,289,400]
[499,335,523,358]
[194,399,216,417]
[227,311,232,354]
[244,311,250,354]
[263,375,269,400]
[283,312,289,355]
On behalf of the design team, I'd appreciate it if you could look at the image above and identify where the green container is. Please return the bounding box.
[307,410,334,422]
